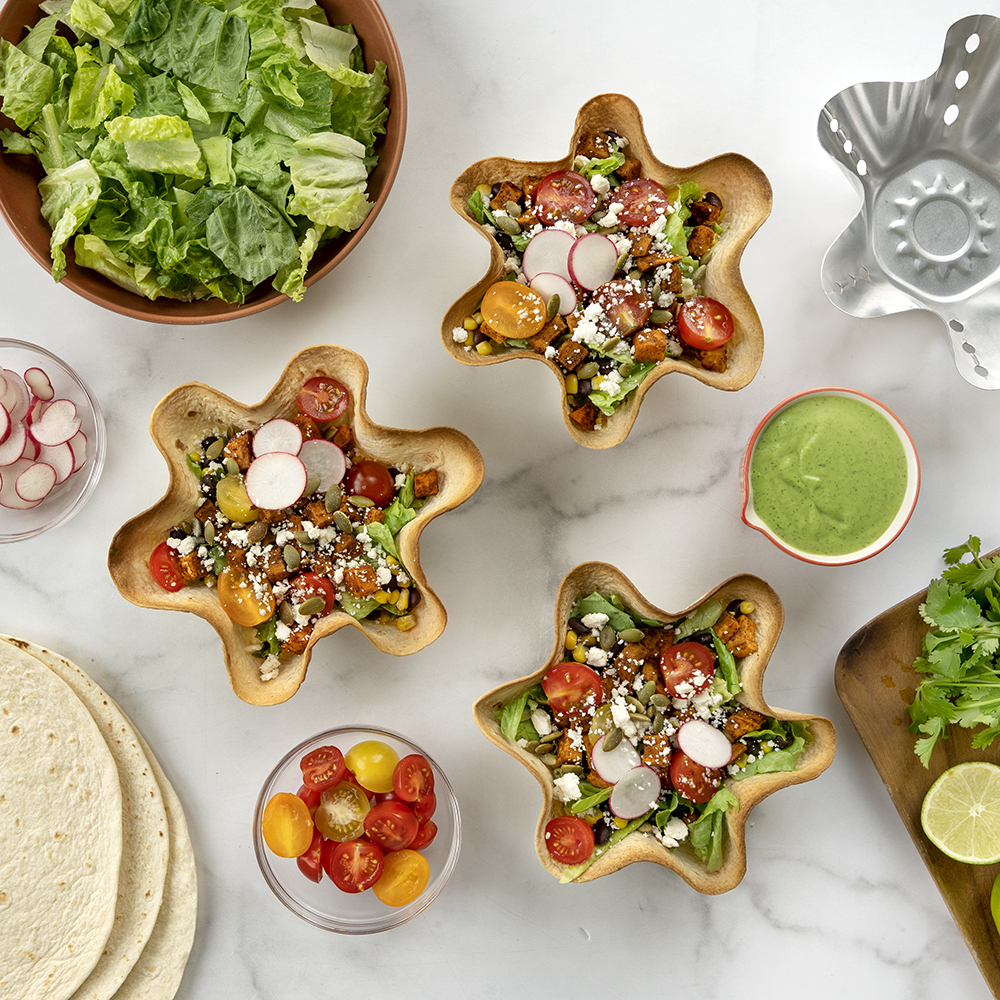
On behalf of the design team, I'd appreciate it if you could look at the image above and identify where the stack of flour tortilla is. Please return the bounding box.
[0,637,196,1000]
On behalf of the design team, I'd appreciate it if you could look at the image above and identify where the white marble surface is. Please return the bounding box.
[2,0,998,996]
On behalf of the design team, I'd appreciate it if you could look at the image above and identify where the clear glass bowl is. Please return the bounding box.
[0,339,106,542]
[253,726,461,933]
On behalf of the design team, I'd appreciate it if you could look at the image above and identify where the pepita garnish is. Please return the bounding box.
[546,293,560,322]
[324,485,342,512]
[637,680,657,704]
[599,625,616,651]
[505,200,521,217]
[332,510,352,532]
[283,544,301,570]
[577,361,600,380]
[348,495,374,508]
[247,521,268,544]
[224,457,239,476]
[297,596,326,616]
[205,438,225,461]
[603,726,624,751]
[652,710,666,734]
[496,214,520,235]
[649,693,670,709]
[619,627,645,643]
[203,520,215,544]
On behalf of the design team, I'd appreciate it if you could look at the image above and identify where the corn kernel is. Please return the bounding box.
[475,183,491,198]
[374,590,390,604]
[473,312,483,324]
[386,556,399,568]
[564,629,578,651]
[612,816,629,829]
[396,614,416,632]
[740,600,756,615]
[463,316,478,331]
[565,374,578,395]
[572,645,587,664]
[476,341,493,356]
[397,589,410,612]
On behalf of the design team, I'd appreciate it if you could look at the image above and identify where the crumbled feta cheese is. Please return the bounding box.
[259,655,281,682]
[581,612,609,629]
[655,816,689,848]
[376,566,393,587]
[167,536,197,556]
[544,345,556,360]
[586,646,609,668]
[648,214,668,236]
[275,621,291,641]
[396,572,410,588]
[601,202,623,227]
[590,174,610,196]
[452,326,469,343]
[553,772,583,803]
[531,708,554,736]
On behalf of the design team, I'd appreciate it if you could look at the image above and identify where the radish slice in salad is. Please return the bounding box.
[16,462,56,502]
[567,232,618,291]
[590,732,642,785]
[253,418,303,458]
[68,430,88,473]
[0,404,9,446]
[528,272,577,315]
[676,719,734,769]
[0,421,27,466]
[24,367,54,401]
[521,228,574,283]
[0,370,30,425]
[609,765,662,819]
[21,433,39,462]
[0,459,41,509]
[298,438,346,491]
[244,452,307,510]
[37,442,74,484]
[30,398,81,446]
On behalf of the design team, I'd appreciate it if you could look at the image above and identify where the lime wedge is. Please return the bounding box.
[920,762,1000,865]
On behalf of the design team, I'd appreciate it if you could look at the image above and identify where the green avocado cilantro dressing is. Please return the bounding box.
[749,394,908,557]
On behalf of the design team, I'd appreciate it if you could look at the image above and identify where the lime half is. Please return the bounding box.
[920,762,1000,865]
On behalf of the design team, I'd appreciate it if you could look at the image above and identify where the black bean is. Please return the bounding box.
[568,617,587,635]
[408,588,422,610]
[704,191,723,208]
[577,378,592,396]
[726,599,744,614]
[593,820,613,846]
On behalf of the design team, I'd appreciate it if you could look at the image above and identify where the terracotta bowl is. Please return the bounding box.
[442,93,771,449]
[0,0,406,324]
[108,345,484,706]
[472,562,836,893]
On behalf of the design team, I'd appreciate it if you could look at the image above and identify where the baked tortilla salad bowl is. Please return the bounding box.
[108,344,484,706]
[0,0,405,324]
[442,93,771,449]
[473,562,836,892]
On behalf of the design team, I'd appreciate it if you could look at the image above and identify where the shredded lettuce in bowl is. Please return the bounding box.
[0,0,390,303]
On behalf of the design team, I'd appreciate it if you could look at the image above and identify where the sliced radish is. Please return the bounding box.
[244,452,307,510]
[299,438,346,491]
[590,732,642,785]
[677,719,734,770]
[0,371,30,425]
[253,418,303,458]
[0,459,41,509]
[15,462,56,502]
[0,421,28,466]
[0,403,9,446]
[25,397,43,427]
[609,766,662,819]
[568,232,618,290]
[29,398,80,446]
[20,433,39,461]
[24,367,54,401]
[528,272,577,315]
[36,441,74,484]
[521,227,574,282]
[67,430,88,473]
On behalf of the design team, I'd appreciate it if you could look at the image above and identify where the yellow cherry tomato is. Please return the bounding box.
[345,740,400,793]
[215,474,258,522]
[314,781,370,842]
[480,281,547,340]
[372,849,430,907]
[217,566,275,626]
[261,792,314,858]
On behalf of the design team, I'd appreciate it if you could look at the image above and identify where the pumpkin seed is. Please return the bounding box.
[294,530,312,544]
[225,457,239,475]
[577,361,600,380]
[629,710,648,723]
[603,726,624,751]
[614,250,629,272]
[279,602,295,626]
[348,494,374,508]
[299,542,316,554]
[652,710,665,734]
[558,764,585,775]
[603,336,621,353]
[535,742,555,755]
[625,695,645,712]
[619,627,645,643]
[650,309,673,324]
[637,680,657,704]
[505,200,521,217]
[283,545,300,570]
[539,753,557,767]
[520,706,533,721]
[649,693,670,709]
[332,510,352,532]
[324,485,342,512]
[599,625,616,651]
[204,520,215,544]
[298,596,326,616]
[524,741,540,754]
[304,477,320,497]
[495,214,520,235]
[546,294,560,322]
[618,359,635,378]
[205,438,224,461]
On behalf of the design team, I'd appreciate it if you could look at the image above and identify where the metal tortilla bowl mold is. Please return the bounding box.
[819,14,1000,389]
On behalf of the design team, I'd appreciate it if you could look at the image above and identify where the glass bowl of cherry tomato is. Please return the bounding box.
[253,726,461,933]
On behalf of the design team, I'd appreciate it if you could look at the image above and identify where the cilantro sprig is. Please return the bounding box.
[907,536,1000,767]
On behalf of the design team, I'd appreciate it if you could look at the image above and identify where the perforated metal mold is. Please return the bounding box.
[819,15,1000,389]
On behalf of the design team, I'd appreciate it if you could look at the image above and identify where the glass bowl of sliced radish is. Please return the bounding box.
[0,340,105,541]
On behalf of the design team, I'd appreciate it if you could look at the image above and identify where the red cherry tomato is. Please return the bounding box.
[300,745,347,792]
[669,751,723,804]
[297,376,349,422]
[591,278,652,336]
[149,541,184,592]
[614,178,672,227]
[412,792,436,825]
[296,828,325,883]
[544,816,595,865]
[322,839,384,893]
[363,800,419,852]
[343,460,394,507]
[410,819,437,850]
[677,296,735,350]
[534,170,596,225]
[659,642,716,698]
[392,754,435,802]
[296,783,321,813]
[289,572,336,615]
[542,662,604,723]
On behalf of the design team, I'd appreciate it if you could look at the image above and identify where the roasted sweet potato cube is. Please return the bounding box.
[413,469,438,498]
[521,174,542,203]
[490,180,522,211]
[262,544,290,582]
[698,347,728,373]
[303,499,335,528]
[586,769,613,790]
[344,565,378,599]
[555,340,589,372]
[662,262,682,294]
[575,131,614,159]
[641,733,673,771]
[332,424,353,450]
[615,643,647,686]
[555,733,583,767]
[725,706,769,741]
[194,500,217,523]
[280,621,313,656]
[569,400,600,431]
[479,320,507,344]
[633,327,668,363]
[529,315,566,353]
[292,412,321,440]
[334,533,361,558]
[687,225,716,259]
[629,233,653,257]
[690,199,723,226]
[176,550,208,581]
[642,628,675,656]
[616,156,642,180]
[223,430,253,471]
[727,615,758,658]
[635,251,681,273]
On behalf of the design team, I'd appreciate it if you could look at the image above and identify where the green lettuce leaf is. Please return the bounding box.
[686,787,738,871]
[106,113,205,177]
[287,130,373,229]
[39,158,101,279]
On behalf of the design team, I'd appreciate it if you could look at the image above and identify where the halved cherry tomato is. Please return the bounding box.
[300,745,346,792]
[591,278,652,336]
[659,642,716,698]
[480,280,547,340]
[677,296,735,350]
[534,170,596,225]
[261,792,314,858]
[323,839,384,893]
[372,849,429,907]
[216,566,275,627]
[342,460,395,508]
[289,572,336,616]
[412,792,436,825]
[296,827,325,883]
[297,376,349,422]
[314,780,370,842]
[296,783,321,813]
[345,740,400,794]
[150,541,184,592]
[410,819,437,850]
[542,662,604,723]
[544,815,595,865]
[614,178,672,227]
[364,800,419,852]
[215,474,257,523]
[392,754,435,802]
[669,751,723,803]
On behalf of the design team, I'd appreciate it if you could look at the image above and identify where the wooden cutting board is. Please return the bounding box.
[836,584,1000,997]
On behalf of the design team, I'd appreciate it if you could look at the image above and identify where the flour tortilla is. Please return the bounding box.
[0,641,122,1000]
[0,638,170,1000]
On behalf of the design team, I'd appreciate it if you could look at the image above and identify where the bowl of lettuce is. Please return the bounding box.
[0,0,405,323]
